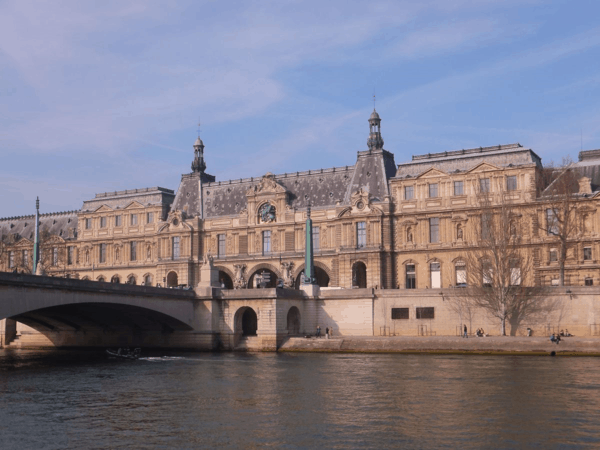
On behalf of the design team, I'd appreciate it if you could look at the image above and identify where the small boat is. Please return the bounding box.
[106,348,141,360]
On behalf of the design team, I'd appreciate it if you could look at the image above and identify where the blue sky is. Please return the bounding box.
[1,0,600,216]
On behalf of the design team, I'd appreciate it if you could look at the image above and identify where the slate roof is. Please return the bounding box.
[0,211,78,242]
[172,149,396,219]
[81,187,175,212]
[574,149,600,191]
[395,143,542,178]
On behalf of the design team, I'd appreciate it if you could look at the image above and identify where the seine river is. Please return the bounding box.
[1,350,599,449]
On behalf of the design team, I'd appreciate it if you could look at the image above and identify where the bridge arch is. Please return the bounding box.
[234,306,258,336]
[287,306,301,335]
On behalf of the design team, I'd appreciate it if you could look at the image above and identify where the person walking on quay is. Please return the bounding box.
[325,327,329,339]
[316,325,321,338]
[463,324,468,338]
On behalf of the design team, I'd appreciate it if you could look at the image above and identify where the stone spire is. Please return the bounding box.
[367,109,384,150]
[191,136,207,174]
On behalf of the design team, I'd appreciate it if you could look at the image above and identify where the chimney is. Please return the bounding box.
[579,176,592,194]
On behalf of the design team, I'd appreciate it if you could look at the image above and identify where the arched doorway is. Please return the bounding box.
[218,271,233,289]
[248,269,278,288]
[166,271,178,287]
[235,307,258,336]
[287,306,301,335]
[294,266,331,289]
[352,262,367,288]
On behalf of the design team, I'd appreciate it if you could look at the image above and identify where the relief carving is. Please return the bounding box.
[280,261,295,288]
[233,264,247,289]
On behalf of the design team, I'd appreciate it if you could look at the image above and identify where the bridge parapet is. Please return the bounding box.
[0,272,196,299]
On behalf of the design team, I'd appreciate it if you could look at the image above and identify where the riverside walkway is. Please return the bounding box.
[279,335,600,355]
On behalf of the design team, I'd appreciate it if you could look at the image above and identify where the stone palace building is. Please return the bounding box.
[3,110,600,340]
[2,109,600,291]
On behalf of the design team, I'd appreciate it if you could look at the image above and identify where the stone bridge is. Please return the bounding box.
[0,272,320,351]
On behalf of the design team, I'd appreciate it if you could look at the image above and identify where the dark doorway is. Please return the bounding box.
[294,266,331,289]
[242,308,258,336]
[167,271,178,287]
[287,307,301,335]
[248,269,277,288]
[219,271,233,289]
[353,262,367,288]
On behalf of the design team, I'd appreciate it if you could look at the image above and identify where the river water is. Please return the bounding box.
[0,350,599,449]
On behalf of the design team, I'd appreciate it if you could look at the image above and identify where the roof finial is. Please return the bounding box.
[373,91,376,110]
[197,120,201,138]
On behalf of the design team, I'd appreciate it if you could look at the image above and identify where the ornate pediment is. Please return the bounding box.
[246,173,287,196]
[350,188,371,213]
[416,168,447,179]
[467,162,500,173]
[123,201,145,210]
[94,205,114,213]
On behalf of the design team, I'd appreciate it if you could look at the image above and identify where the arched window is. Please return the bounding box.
[127,275,136,285]
[144,274,152,286]
[111,275,120,284]
[405,263,416,289]
[97,276,105,282]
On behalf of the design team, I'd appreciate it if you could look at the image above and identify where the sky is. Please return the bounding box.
[1,0,600,216]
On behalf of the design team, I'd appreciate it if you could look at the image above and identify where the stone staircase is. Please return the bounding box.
[4,333,54,349]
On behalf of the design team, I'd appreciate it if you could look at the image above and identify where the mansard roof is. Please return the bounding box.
[574,149,600,191]
[172,148,397,219]
[81,186,175,212]
[395,143,542,178]
[0,211,78,242]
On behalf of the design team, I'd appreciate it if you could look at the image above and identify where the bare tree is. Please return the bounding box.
[538,157,581,286]
[445,294,476,335]
[458,189,552,335]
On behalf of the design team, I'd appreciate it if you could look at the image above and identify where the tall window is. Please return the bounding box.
[262,230,271,255]
[406,264,416,289]
[429,183,439,198]
[546,209,558,235]
[507,176,517,191]
[52,247,58,266]
[357,222,367,248]
[100,217,107,228]
[85,218,92,229]
[130,214,138,226]
[67,247,74,265]
[99,244,106,263]
[510,259,521,286]
[481,213,492,240]
[8,251,14,268]
[453,181,464,196]
[429,218,439,243]
[405,186,414,200]
[218,234,226,257]
[430,262,441,288]
[172,236,180,260]
[584,247,592,261]
[482,260,492,287]
[115,215,122,227]
[313,227,320,251]
[130,241,137,261]
[22,250,29,267]
[147,212,154,224]
[456,262,467,286]
[549,249,558,262]
[480,178,490,193]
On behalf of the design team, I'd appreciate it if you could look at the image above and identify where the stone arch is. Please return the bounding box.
[234,306,258,336]
[166,271,178,287]
[126,274,137,285]
[81,276,90,281]
[97,275,105,282]
[215,266,235,289]
[142,273,153,286]
[247,263,281,288]
[111,275,120,284]
[352,260,367,288]
[287,306,301,335]
[293,261,332,288]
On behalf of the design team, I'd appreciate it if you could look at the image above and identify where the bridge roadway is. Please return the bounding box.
[0,272,313,350]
